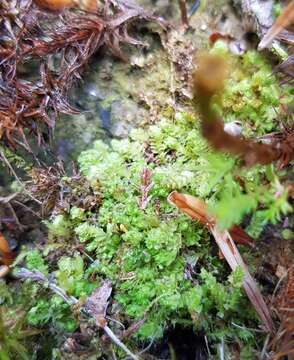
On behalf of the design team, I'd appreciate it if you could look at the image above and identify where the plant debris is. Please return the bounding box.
[0,0,166,150]
[0,231,15,266]
[84,280,112,328]
[258,0,294,50]
[270,267,294,358]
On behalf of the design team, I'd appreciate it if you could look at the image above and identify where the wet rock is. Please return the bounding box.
[109,100,147,138]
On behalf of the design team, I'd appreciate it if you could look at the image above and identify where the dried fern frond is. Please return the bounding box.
[0,0,167,150]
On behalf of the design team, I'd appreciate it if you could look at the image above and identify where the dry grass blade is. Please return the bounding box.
[168,191,274,333]
[258,0,294,50]
[209,227,274,333]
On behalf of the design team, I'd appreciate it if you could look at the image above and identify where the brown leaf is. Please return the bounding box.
[0,232,15,266]
[84,280,112,328]
[168,191,274,332]
[167,191,254,247]
[33,0,100,12]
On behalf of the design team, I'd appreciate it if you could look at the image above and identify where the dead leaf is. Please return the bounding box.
[84,280,112,328]
[167,191,254,247]
[168,191,274,332]
[0,265,10,278]
[33,0,99,12]
[0,232,15,266]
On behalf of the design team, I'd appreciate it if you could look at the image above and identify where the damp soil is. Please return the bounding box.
[147,326,208,360]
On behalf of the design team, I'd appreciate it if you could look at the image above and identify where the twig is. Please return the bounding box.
[178,0,189,27]
[270,265,293,308]
[14,268,78,305]
[13,268,139,360]
[138,335,156,354]
[260,333,271,360]
[106,316,126,330]
[0,193,20,203]
[0,193,27,230]
[12,199,42,219]
[204,335,211,357]
[0,149,42,205]
[5,202,25,231]
[218,338,224,360]
[103,325,139,360]
[231,322,267,333]
[112,347,118,360]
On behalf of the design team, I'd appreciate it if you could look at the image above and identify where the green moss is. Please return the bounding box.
[18,47,292,354]
[46,117,254,343]
[26,250,48,275]
[56,254,95,297]
[27,296,77,332]
[46,214,71,240]
[212,42,292,135]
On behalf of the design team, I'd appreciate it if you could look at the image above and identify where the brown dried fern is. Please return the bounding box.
[0,0,166,150]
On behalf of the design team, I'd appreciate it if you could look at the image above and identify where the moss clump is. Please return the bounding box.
[9,48,291,356]
[211,41,292,135]
[39,111,284,347]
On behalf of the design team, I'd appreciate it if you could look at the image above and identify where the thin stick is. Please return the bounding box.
[260,333,271,359]
[6,202,25,231]
[178,0,189,27]
[0,193,20,203]
[14,268,78,305]
[12,199,42,219]
[0,149,42,205]
[218,338,224,360]
[14,268,139,360]
[103,325,139,360]
[204,335,211,357]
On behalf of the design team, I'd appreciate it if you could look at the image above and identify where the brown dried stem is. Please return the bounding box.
[193,54,294,167]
